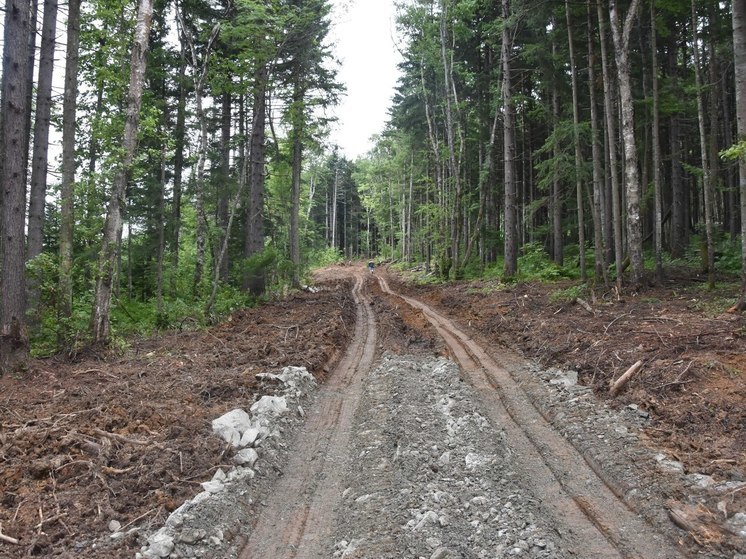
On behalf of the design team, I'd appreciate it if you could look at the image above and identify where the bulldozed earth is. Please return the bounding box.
[0,264,744,558]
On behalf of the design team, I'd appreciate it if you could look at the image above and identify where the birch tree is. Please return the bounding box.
[609,0,643,287]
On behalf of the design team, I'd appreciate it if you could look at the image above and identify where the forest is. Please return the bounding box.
[1,0,746,373]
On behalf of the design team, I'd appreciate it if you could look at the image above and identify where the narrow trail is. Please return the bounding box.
[238,273,377,559]
[376,274,686,559]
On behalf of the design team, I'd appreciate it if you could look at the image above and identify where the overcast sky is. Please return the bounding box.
[328,0,403,159]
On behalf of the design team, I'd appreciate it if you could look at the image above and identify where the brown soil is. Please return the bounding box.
[0,264,744,557]
[0,279,355,558]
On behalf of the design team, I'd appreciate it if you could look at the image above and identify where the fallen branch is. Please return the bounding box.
[575,297,595,315]
[609,360,644,397]
[0,522,19,545]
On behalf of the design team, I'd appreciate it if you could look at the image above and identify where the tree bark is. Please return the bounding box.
[609,0,643,288]
[0,0,33,373]
[734,0,746,302]
[566,0,587,282]
[502,0,518,278]
[245,65,268,295]
[588,0,607,283]
[217,90,231,282]
[90,0,154,344]
[58,0,80,342]
[691,0,715,288]
[290,95,303,288]
[171,45,187,285]
[651,0,663,281]
[598,0,624,290]
[551,31,563,266]
[26,0,59,324]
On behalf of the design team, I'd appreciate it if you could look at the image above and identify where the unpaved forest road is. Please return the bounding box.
[236,268,688,559]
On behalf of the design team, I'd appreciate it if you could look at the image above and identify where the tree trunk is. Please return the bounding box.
[217,90,231,282]
[651,0,663,281]
[57,0,80,345]
[26,0,59,324]
[90,0,154,344]
[734,0,746,302]
[0,0,33,373]
[551,37,563,266]
[598,0,624,290]
[290,114,303,287]
[588,0,607,283]
[566,0,587,282]
[171,46,187,286]
[609,0,643,288]
[692,0,715,288]
[502,0,518,278]
[439,0,463,274]
[245,65,267,295]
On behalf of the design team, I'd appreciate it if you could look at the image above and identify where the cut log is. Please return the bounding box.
[609,360,643,397]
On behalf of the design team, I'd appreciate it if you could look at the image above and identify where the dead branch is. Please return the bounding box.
[609,360,644,397]
[604,312,632,333]
[0,522,20,545]
[575,297,595,315]
[93,428,155,448]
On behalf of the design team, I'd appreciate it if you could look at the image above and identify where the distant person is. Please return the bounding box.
[368,260,375,273]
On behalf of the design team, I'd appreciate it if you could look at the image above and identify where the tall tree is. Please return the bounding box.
[503,0,518,278]
[58,0,80,340]
[732,0,746,308]
[90,0,154,344]
[566,0,587,282]
[26,0,59,324]
[609,0,643,287]
[0,0,33,372]
[692,0,716,288]
[27,0,58,266]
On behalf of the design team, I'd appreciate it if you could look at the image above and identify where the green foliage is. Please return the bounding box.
[516,242,578,282]
[308,247,343,268]
[720,140,746,162]
[548,283,588,304]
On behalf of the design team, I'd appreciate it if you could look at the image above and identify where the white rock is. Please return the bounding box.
[108,519,121,532]
[431,548,450,559]
[200,480,224,494]
[251,395,288,417]
[144,532,174,558]
[239,427,260,447]
[414,511,439,531]
[212,409,252,446]
[234,448,259,468]
[212,468,227,482]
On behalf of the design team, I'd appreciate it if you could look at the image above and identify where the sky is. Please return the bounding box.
[328,0,403,159]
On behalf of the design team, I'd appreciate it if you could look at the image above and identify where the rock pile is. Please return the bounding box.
[136,366,316,559]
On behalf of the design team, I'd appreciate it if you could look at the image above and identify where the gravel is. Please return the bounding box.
[329,353,568,559]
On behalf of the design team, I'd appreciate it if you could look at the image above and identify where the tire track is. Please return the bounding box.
[377,275,687,559]
[238,273,377,559]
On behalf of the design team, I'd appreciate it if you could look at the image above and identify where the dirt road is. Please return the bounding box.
[233,270,688,559]
[3,265,742,558]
